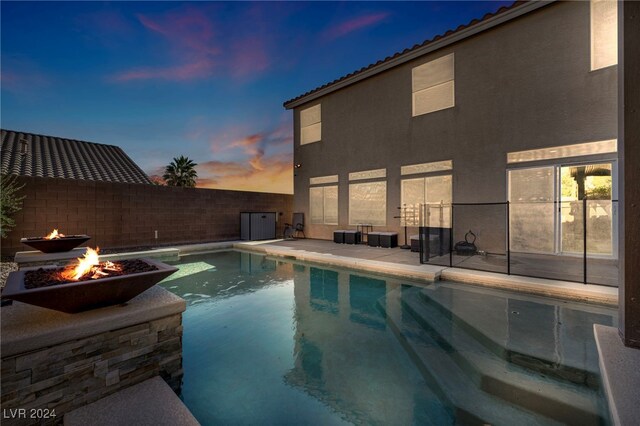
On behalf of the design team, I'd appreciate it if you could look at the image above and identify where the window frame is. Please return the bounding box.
[309,183,338,225]
[300,104,322,145]
[411,53,455,117]
[348,180,387,226]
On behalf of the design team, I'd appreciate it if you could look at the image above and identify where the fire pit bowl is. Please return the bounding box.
[1,258,178,313]
[20,235,91,253]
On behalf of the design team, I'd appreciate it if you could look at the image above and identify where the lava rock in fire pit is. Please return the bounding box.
[1,258,177,313]
[24,259,158,289]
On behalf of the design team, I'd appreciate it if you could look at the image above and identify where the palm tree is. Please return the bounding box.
[163,156,198,187]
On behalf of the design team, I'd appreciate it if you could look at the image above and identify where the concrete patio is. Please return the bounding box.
[233,239,618,307]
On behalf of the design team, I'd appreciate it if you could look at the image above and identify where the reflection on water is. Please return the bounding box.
[310,267,339,315]
[349,275,386,330]
[160,251,616,425]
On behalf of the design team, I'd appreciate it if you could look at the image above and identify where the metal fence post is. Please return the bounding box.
[583,197,587,284]
[449,204,454,267]
[507,201,511,275]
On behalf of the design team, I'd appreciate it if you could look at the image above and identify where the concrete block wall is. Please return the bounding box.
[1,176,293,256]
[0,313,183,426]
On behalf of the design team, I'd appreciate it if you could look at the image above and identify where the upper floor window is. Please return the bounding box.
[412,53,455,117]
[300,104,322,145]
[591,0,618,71]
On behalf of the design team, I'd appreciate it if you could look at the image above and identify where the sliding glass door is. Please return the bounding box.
[508,167,555,253]
[509,162,615,257]
[559,163,613,255]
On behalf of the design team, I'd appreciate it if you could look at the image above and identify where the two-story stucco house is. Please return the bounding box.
[284,0,619,286]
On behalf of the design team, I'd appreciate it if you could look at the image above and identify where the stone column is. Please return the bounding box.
[618,0,640,348]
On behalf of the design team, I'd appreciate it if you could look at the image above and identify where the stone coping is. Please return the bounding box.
[1,286,185,357]
[14,247,88,265]
[174,240,237,254]
[441,269,618,307]
[64,376,200,426]
[233,242,443,281]
[233,241,618,306]
[594,325,640,426]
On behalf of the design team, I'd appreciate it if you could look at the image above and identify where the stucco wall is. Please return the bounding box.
[1,176,293,256]
[291,1,617,244]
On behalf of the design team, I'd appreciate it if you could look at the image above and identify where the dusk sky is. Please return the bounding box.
[1,1,511,193]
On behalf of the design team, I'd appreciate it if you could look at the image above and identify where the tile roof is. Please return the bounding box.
[1,129,153,185]
[284,0,532,108]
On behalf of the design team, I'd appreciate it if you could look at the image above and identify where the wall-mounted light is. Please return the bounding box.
[294,163,302,169]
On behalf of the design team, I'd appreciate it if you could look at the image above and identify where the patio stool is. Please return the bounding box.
[368,232,381,247]
[333,230,346,244]
[410,235,420,252]
[379,232,398,248]
[343,230,361,245]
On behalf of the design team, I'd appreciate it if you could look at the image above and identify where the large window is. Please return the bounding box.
[401,175,452,227]
[412,53,455,117]
[349,181,386,226]
[310,185,338,225]
[591,0,618,71]
[300,104,321,145]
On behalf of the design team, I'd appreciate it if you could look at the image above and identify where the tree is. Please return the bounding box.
[0,174,25,238]
[162,156,198,187]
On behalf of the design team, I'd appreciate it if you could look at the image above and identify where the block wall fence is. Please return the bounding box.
[1,176,293,256]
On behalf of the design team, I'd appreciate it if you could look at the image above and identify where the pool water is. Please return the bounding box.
[160,250,616,425]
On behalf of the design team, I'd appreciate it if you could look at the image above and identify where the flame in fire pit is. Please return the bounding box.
[45,229,65,239]
[60,247,122,281]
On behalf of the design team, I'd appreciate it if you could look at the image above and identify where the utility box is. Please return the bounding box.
[240,212,277,241]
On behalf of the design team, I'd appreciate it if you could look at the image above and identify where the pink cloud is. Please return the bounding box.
[322,12,390,41]
[111,5,282,83]
[0,72,18,85]
[197,121,293,191]
[209,119,292,160]
[148,119,293,193]
[195,153,293,194]
[111,8,220,83]
[0,61,50,95]
[112,59,214,82]
[136,10,220,56]
[229,36,271,79]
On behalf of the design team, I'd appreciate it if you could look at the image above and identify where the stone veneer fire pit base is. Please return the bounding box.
[0,286,185,426]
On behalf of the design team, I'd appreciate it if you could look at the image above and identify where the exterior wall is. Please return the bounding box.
[292,1,617,245]
[0,313,183,426]
[1,176,293,256]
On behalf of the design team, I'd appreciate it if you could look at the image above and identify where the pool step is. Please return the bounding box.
[419,282,604,388]
[381,290,561,426]
[399,287,604,425]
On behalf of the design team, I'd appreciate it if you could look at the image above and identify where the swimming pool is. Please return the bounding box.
[160,250,616,425]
